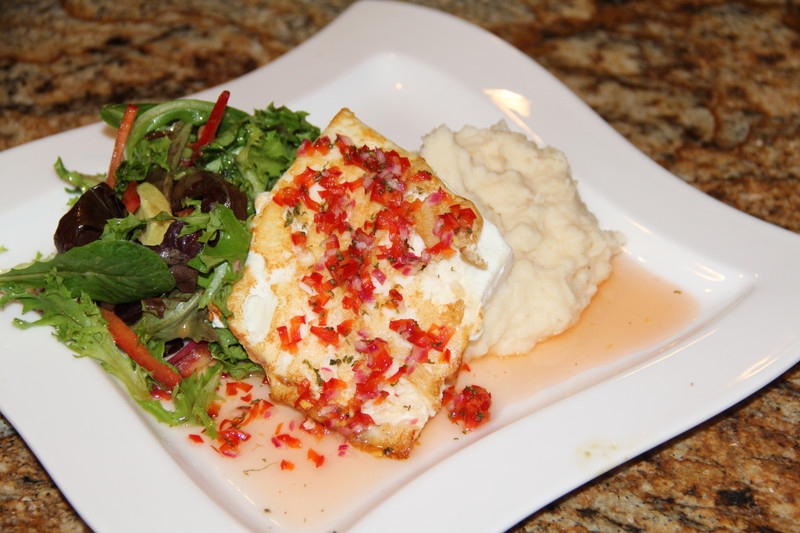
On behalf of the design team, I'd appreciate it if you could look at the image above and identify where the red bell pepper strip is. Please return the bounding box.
[121,180,140,213]
[192,90,230,159]
[100,307,181,392]
[107,104,138,188]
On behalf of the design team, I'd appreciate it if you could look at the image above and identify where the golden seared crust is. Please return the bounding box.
[330,110,484,265]
[228,108,485,458]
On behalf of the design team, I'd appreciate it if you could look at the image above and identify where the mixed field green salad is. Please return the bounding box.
[0,91,319,437]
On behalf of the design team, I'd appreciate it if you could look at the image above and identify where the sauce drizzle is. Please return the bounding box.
[170,256,698,533]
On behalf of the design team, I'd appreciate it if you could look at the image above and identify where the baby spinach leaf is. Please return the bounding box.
[0,240,175,304]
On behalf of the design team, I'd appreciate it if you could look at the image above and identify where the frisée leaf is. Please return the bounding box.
[0,276,154,403]
[0,276,222,435]
[140,364,223,438]
[199,103,320,204]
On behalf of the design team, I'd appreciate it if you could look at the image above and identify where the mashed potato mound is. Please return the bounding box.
[421,122,625,359]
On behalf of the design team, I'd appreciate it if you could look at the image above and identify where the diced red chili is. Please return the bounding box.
[408,170,432,182]
[448,385,492,432]
[291,231,307,246]
[307,449,325,468]
[370,179,404,207]
[272,185,301,208]
[295,378,314,410]
[278,315,306,352]
[336,319,354,336]
[427,240,456,257]
[275,433,303,449]
[310,325,339,345]
[207,402,221,419]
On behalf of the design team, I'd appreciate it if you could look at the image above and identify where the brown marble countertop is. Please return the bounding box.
[1,1,799,531]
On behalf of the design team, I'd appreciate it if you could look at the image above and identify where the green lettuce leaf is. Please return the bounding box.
[138,291,219,343]
[54,157,105,194]
[140,364,223,438]
[199,103,320,204]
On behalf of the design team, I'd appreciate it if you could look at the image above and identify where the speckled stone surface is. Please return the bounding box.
[1,1,799,532]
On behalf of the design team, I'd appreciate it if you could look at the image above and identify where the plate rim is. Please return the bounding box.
[1,1,799,532]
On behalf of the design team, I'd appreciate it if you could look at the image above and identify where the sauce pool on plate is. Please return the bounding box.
[169,256,697,532]
[459,254,699,408]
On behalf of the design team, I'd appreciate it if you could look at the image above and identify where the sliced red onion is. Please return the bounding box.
[167,340,197,364]
[372,267,386,285]
[426,189,445,205]
[362,173,375,192]
[354,338,372,353]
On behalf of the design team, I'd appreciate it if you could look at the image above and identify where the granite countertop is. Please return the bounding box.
[1,0,799,531]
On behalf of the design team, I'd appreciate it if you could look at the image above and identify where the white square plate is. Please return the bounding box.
[1,2,799,532]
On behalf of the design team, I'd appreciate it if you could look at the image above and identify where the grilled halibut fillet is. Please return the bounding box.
[228,108,510,458]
